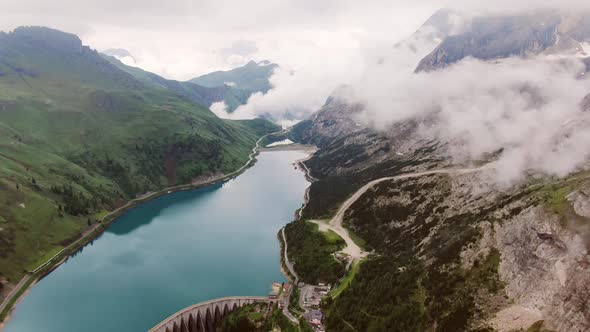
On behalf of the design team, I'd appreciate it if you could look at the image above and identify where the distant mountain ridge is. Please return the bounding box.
[286,10,590,332]
[101,54,252,112]
[98,53,277,113]
[416,11,590,72]
[190,60,277,94]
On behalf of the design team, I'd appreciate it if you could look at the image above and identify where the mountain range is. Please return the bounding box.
[286,9,590,332]
[3,7,590,332]
[416,11,590,72]
[103,53,277,113]
[190,60,277,93]
[0,26,278,285]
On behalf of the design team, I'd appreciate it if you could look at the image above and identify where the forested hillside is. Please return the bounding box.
[0,26,278,286]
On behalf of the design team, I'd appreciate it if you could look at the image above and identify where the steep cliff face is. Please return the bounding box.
[462,177,590,332]
[321,165,590,331]
[416,12,590,72]
[292,96,590,330]
[490,205,590,332]
[287,9,590,331]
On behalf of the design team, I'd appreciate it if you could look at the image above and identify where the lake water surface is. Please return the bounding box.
[3,150,309,332]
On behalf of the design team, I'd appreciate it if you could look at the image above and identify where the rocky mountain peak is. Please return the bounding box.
[419,8,470,40]
[415,11,590,72]
[7,26,84,54]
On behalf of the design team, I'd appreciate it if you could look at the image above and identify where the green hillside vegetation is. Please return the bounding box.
[0,26,278,283]
[190,60,277,92]
[284,220,346,284]
[220,303,313,332]
[190,60,278,112]
[102,54,252,112]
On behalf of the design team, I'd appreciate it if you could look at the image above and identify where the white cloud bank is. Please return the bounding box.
[207,1,590,184]
[351,57,590,184]
[4,0,590,185]
[232,54,364,120]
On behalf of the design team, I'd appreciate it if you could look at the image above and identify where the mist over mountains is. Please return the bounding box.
[3,2,590,332]
[285,9,590,185]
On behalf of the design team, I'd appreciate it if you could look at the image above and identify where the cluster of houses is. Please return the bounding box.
[301,283,331,332]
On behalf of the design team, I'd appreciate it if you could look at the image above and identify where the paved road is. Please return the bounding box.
[297,155,318,182]
[100,133,271,224]
[279,227,301,324]
[299,285,314,313]
[281,227,299,282]
[311,165,492,262]
[0,133,276,325]
[0,274,31,315]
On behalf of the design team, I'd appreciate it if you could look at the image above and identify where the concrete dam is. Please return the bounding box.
[149,296,272,332]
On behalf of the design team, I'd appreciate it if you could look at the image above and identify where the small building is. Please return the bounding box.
[269,282,281,299]
[283,283,291,293]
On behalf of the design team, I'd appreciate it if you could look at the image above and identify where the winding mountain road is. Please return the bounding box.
[311,165,492,262]
[281,227,299,282]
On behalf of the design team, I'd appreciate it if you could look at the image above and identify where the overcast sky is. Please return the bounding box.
[3,0,590,184]
[0,0,442,80]
[3,0,589,80]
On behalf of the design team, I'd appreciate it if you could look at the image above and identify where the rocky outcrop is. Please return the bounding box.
[289,9,590,331]
[490,206,590,332]
[289,94,449,218]
[416,12,590,72]
[337,167,590,331]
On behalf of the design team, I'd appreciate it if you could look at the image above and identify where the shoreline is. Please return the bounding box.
[294,147,318,220]
[0,132,275,328]
[259,143,317,153]
[279,145,316,281]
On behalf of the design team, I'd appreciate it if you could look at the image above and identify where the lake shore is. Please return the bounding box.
[0,133,274,328]
[259,143,317,153]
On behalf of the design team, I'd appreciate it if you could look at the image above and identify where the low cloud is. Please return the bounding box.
[233,67,355,120]
[231,39,365,120]
[349,56,590,184]
[209,101,254,120]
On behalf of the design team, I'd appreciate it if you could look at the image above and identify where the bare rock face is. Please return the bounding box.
[583,93,590,111]
[492,207,590,332]
[290,94,450,179]
[341,165,590,331]
[416,12,590,72]
[569,185,590,217]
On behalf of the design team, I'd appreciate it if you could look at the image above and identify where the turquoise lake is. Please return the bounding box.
[3,150,310,332]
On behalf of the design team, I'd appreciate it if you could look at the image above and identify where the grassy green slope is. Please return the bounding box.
[101,54,252,112]
[0,26,278,283]
[189,60,278,111]
[190,60,277,92]
[284,220,345,284]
